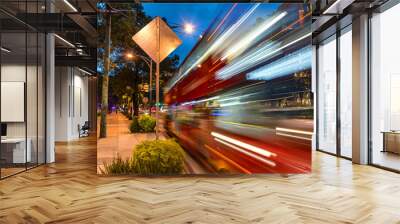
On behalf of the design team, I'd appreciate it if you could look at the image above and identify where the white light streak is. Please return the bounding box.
[168,4,260,88]
[63,0,78,12]
[54,34,75,48]
[216,32,312,80]
[276,133,312,141]
[78,68,92,76]
[247,47,312,80]
[211,131,276,158]
[275,127,313,135]
[222,12,287,60]
[215,138,276,167]
[1,47,11,53]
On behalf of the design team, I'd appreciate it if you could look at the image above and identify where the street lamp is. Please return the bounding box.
[183,23,194,34]
[170,22,198,35]
[126,53,134,59]
[125,52,153,105]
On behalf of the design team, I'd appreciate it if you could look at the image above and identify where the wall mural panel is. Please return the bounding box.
[97,2,313,175]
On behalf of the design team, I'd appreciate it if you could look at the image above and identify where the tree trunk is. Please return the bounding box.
[133,93,139,117]
[132,71,139,117]
[100,13,111,138]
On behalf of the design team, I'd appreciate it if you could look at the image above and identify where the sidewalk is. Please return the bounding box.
[97,113,160,173]
[96,113,208,174]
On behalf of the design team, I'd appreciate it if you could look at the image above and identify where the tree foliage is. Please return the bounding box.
[98,3,180,115]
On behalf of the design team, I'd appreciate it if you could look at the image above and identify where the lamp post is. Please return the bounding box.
[126,53,153,106]
[137,55,153,106]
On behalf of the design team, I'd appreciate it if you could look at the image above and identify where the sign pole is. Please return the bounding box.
[132,16,182,140]
[156,61,160,139]
[155,18,160,139]
[149,60,152,106]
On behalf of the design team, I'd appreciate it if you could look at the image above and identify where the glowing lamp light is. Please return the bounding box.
[184,23,194,34]
[126,53,134,59]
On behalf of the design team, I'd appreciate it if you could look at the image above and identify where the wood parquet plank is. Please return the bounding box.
[0,136,400,223]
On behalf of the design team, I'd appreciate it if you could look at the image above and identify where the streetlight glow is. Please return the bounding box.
[184,23,194,34]
[126,53,134,59]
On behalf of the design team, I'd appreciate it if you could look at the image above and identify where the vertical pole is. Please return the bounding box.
[46,0,55,163]
[156,62,160,139]
[149,60,152,106]
[352,14,369,164]
[155,18,160,139]
[336,28,341,157]
[100,12,111,138]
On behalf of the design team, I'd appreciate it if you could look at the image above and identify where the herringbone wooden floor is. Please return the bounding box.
[1,137,400,224]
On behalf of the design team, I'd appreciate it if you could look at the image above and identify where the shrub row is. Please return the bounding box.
[129,115,156,133]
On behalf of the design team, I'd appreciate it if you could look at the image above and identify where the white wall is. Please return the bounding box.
[1,64,42,138]
[1,64,26,138]
[55,66,69,141]
[54,66,89,141]
[1,63,46,164]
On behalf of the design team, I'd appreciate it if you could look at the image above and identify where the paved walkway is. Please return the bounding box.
[97,113,160,173]
[96,113,208,174]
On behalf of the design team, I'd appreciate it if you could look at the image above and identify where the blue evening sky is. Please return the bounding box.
[142,3,281,65]
[142,3,232,64]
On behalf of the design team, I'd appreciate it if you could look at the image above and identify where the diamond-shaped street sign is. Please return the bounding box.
[132,17,182,63]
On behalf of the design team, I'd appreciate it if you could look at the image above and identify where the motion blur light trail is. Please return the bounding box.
[221,11,287,60]
[214,137,277,167]
[247,46,312,80]
[216,31,311,80]
[165,3,313,174]
[168,3,261,88]
[211,132,276,158]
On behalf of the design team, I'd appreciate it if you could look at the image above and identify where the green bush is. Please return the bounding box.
[129,116,141,133]
[131,139,185,175]
[101,154,133,175]
[138,115,156,132]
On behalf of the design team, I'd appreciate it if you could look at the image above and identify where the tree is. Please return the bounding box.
[98,3,180,135]
[99,12,111,138]
[109,64,144,117]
